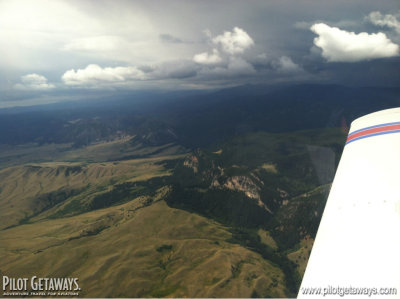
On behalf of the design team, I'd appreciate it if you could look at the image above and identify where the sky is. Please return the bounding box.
[1,0,400,108]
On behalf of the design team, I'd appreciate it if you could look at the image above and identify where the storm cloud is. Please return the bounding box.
[1,1,399,107]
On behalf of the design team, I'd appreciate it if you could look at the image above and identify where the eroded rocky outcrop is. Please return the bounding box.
[183,155,199,173]
[222,176,272,214]
[224,176,260,199]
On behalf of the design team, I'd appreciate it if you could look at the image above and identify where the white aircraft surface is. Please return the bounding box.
[299,108,400,298]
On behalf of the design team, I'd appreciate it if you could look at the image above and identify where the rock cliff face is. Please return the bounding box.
[211,177,221,187]
[278,188,289,198]
[182,153,278,213]
[223,176,260,199]
[183,155,199,173]
[222,176,273,214]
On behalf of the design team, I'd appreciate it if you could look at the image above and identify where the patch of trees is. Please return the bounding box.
[65,166,82,176]
[32,187,86,220]
[164,184,271,228]
[156,244,172,252]
[91,185,150,210]
[89,176,169,210]
[266,191,328,251]
[113,143,177,161]
[49,198,89,219]
[154,158,184,170]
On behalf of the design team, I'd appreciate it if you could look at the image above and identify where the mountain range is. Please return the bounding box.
[0,83,398,297]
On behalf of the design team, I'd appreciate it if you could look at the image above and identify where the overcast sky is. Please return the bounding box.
[1,0,400,107]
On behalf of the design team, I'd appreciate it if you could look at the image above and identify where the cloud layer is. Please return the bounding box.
[2,1,400,107]
[310,23,399,62]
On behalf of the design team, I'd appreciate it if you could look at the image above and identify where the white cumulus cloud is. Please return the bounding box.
[193,49,222,65]
[272,56,302,72]
[212,27,254,55]
[61,62,199,88]
[14,74,55,90]
[21,74,47,84]
[193,27,256,78]
[62,64,144,86]
[310,23,399,62]
[366,11,400,34]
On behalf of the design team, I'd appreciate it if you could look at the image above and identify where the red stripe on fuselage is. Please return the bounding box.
[346,124,400,143]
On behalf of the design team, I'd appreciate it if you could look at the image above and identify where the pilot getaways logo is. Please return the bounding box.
[3,276,81,296]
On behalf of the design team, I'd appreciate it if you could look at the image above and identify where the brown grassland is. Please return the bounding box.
[258,229,278,250]
[287,237,314,278]
[1,199,286,297]
[0,139,288,297]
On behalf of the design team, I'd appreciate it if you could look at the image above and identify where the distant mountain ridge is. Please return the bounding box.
[1,84,399,147]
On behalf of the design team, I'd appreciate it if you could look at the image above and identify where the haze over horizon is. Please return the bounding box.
[1,0,400,108]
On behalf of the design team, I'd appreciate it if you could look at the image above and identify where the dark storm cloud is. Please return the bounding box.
[154,60,198,79]
[314,57,400,87]
[137,65,155,73]
[1,0,400,107]
[168,69,197,79]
